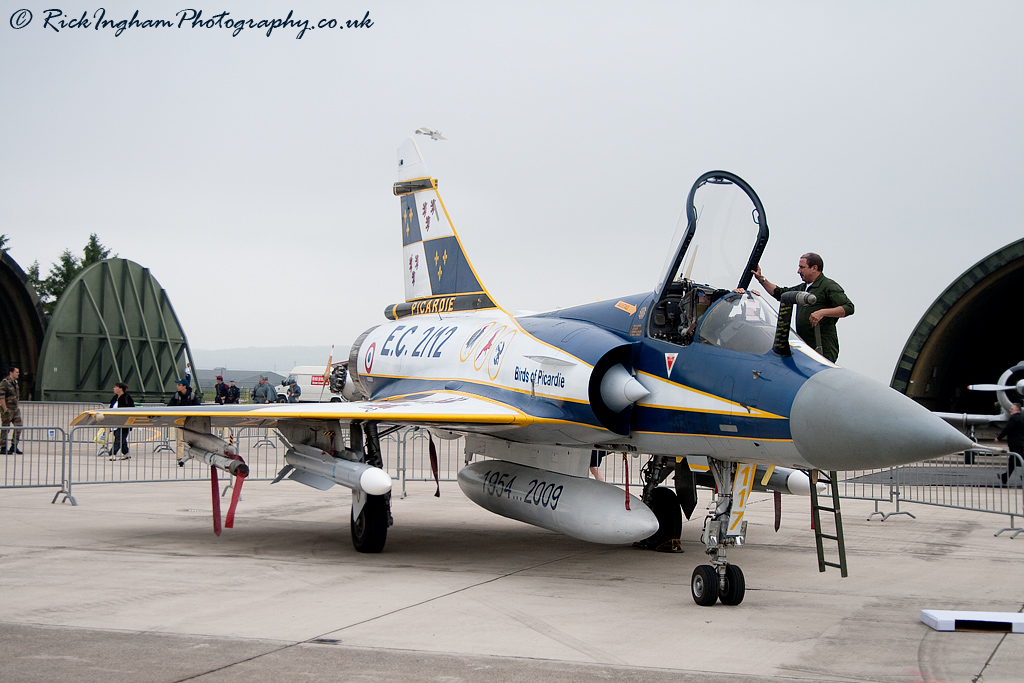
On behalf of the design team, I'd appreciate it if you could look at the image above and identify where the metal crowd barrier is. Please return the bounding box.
[3,402,1022,537]
[0,425,71,503]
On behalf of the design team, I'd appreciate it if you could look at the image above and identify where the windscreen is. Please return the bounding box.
[698,291,779,355]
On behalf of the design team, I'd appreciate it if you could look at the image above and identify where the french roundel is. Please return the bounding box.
[364,342,376,373]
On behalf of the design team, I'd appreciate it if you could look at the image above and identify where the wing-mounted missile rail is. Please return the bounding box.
[272,442,392,495]
[273,421,395,553]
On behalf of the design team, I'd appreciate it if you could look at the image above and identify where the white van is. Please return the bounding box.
[276,365,345,403]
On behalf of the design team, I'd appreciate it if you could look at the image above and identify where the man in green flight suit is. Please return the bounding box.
[751,253,854,363]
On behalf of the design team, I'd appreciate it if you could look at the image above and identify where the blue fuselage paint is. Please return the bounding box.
[354,291,832,455]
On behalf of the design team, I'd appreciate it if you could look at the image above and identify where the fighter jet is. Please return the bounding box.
[73,137,973,606]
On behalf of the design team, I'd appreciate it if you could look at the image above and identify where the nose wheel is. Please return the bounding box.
[691,565,718,606]
[691,564,745,606]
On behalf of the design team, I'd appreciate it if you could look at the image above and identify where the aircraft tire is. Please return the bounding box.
[691,565,719,606]
[641,487,683,549]
[718,564,745,605]
[351,494,388,553]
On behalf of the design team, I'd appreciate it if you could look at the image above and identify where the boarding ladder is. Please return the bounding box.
[809,470,848,577]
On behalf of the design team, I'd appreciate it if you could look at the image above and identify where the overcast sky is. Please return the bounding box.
[3,1,1021,384]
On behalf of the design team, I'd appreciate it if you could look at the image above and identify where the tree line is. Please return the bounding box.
[0,233,114,319]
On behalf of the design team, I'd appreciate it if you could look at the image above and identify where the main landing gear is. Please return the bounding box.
[691,457,748,606]
[349,422,392,553]
[637,456,694,551]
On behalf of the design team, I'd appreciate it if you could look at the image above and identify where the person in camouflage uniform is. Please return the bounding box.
[1,365,23,454]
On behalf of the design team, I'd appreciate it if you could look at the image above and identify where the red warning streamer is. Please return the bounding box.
[225,471,246,528]
[209,453,248,535]
[211,467,222,536]
[774,490,782,532]
[429,434,440,498]
[223,453,248,529]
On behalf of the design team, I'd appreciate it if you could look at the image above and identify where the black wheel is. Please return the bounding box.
[276,396,288,403]
[351,494,388,553]
[691,565,719,606]
[719,564,745,605]
[639,487,683,549]
[330,397,342,402]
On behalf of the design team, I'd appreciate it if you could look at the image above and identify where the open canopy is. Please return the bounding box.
[656,171,769,297]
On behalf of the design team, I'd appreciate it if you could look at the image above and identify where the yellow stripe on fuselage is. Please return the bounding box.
[635,370,787,420]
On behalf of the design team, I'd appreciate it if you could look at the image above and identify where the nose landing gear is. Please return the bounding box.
[691,458,753,606]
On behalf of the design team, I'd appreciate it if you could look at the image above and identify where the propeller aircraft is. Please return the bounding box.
[73,137,974,606]
[935,362,1024,431]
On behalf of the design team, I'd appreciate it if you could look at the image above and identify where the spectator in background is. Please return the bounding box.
[168,378,200,406]
[214,375,229,405]
[1,365,23,455]
[995,402,1024,484]
[253,376,277,404]
[589,449,606,481]
[108,382,135,461]
[227,379,241,404]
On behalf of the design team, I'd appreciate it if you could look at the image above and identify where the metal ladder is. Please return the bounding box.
[809,470,848,577]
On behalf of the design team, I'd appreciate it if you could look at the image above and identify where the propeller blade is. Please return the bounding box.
[774,490,782,532]
[968,384,1015,391]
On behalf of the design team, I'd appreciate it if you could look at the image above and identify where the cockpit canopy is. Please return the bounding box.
[648,287,784,355]
[648,171,777,354]
[698,291,778,355]
[656,172,769,298]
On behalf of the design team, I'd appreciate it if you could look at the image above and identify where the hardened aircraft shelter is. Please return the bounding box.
[35,258,197,403]
[0,252,45,400]
[892,237,1024,414]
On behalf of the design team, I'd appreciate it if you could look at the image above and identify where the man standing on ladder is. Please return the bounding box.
[752,252,855,363]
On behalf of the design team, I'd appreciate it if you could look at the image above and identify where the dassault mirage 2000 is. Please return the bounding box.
[73,137,973,606]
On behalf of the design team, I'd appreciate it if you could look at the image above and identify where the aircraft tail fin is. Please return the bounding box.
[387,137,498,320]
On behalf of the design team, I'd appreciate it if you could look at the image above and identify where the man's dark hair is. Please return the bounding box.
[114,382,129,392]
[802,252,824,272]
[8,365,18,374]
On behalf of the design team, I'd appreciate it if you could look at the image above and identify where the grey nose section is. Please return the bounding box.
[790,368,974,470]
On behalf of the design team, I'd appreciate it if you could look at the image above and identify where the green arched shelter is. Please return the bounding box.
[891,237,1024,414]
[37,258,198,403]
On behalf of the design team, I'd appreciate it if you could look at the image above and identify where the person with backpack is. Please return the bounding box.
[168,378,200,406]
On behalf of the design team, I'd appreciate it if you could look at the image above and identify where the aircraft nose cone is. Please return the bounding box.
[790,368,974,470]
